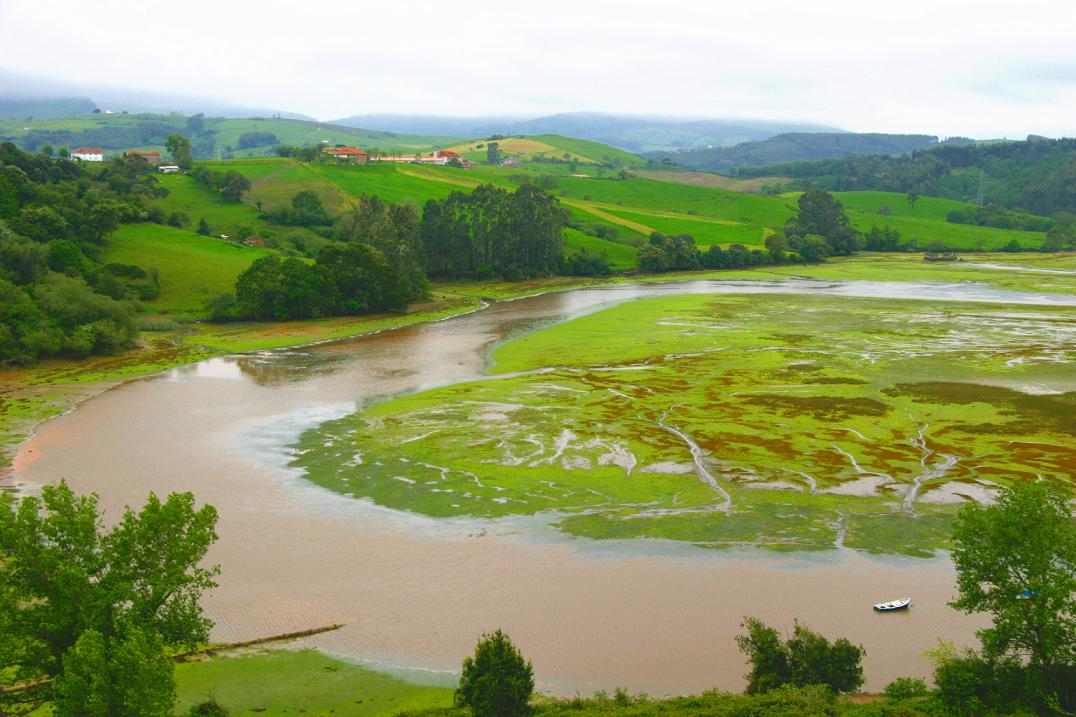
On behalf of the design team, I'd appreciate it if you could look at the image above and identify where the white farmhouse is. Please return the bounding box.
[71,147,104,162]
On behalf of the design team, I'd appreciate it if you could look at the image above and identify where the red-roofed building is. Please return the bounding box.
[71,148,103,162]
[322,146,369,164]
[125,150,162,166]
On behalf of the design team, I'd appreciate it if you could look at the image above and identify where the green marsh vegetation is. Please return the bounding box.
[293,291,1075,556]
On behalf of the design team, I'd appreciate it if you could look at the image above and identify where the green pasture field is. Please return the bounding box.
[213,117,461,157]
[0,113,459,158]
[845,210,1045,250]
[563,227,637,269]
[156,173,270,228]
[175,650,452,716]
[101,224,272,314]
[292,289,1075,557]
[311,163,463,207]
[527,134,641,166]
[600,207,767,247]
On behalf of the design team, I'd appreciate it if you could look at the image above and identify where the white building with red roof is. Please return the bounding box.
[71,148,103,162]
[322,146,369,164]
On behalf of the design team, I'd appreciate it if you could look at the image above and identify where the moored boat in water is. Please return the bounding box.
[873,597,912,611]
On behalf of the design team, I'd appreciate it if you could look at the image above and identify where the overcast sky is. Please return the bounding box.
[1,0,1074,137]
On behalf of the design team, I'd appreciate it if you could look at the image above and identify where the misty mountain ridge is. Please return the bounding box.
[330,112,841,153]
[0,68,312,120]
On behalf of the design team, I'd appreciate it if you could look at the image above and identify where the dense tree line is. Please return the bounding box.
[216,193,429,321]
[737,137,1076,216]
[265,189,331,227]
[0,143,165,364]
[420,184,567,280]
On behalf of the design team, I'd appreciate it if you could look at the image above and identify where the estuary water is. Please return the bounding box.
[15,278,1073,694]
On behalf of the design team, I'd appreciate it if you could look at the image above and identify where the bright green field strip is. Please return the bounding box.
[723,253,1076,294]
[835,191,981,221]
[311,163,461,206]
[196,158,290,180]
[601,208,766,246]
[214,118,454,156]
[553,176,796,226]
[156,174,268,227]
[175,650,452,716]
[292,292,1075,555]
[102,224,271,314]
[563,228,637,269]
[847,210,1045,250]
[183,294,482,353]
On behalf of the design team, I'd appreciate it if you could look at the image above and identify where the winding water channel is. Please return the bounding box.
[14,278,1076,694]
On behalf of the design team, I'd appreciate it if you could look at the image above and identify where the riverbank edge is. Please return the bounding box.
[4,251,1073,479]
[1,292,486,477]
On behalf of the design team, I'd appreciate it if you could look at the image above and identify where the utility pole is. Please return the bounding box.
[977,168,984,207]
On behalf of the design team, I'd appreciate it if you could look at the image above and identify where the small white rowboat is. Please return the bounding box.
[873,597,912,611]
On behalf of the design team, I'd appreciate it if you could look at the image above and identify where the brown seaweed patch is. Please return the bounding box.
[740,394,889,420]
[804,376,869,385]
[771,333,814,344]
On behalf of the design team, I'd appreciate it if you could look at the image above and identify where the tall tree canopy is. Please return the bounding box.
[950,481,1075,673]
[164,134,193,170]
[0,482,219,716]
[784,188,860,256]
[421,183,566,280]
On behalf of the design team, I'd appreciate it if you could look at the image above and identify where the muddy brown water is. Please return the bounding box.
[15,279,1074,695]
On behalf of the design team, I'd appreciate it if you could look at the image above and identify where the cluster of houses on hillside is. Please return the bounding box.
[69,148,179,172]
[321,146,473,168]
[66,144,495,172]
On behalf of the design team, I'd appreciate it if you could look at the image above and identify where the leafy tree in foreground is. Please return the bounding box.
[455,629,534,717]
[0,481,219,716]
[736,617,864,694]
[949,481,1075,706]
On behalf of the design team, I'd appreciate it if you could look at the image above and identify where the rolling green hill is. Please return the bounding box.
[445,134,640,165]
[0,113,461,159]
[210,158,1048,254]
[102,224,273,314]
[105,154,1049,318]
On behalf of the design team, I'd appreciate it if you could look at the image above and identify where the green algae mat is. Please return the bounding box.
[292,292,1075,557]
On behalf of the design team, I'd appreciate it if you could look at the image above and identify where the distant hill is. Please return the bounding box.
[0,96,97,119]
[645,133,941,173]
[331,112,839,153]
[735,136,1076,215]
[0,113,461,159]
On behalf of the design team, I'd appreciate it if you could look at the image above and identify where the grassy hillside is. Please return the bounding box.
[209,159,1048,254]
[831,191,1045,250]
[102,224,272,314]
[0,113,461,158]
[563,227,637,269]
[445,134,639,165]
